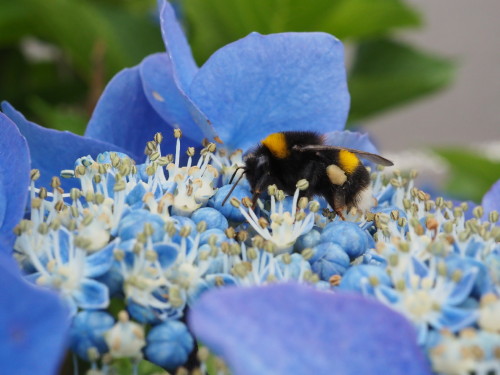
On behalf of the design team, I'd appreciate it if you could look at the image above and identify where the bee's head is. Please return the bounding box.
[243,150,270,189]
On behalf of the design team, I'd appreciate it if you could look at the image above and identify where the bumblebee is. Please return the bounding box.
[224,131,393,219]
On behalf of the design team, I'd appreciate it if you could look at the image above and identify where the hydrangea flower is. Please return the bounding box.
[1,1,499,375]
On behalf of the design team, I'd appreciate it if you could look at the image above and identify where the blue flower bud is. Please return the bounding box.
[276,253,311,280]
[309,242,350,281]
[208,184,251,222]
[69,310,115,361]
[145,320,194,370]
[198,243,225,274]
[294,228,321,251]
[320,221,369,260]
[191,207,229,231]
[118,209,165,242]
[339,265,391,295]
[199,228,228,247]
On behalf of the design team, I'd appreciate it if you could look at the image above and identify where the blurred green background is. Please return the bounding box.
[1,0,498,202]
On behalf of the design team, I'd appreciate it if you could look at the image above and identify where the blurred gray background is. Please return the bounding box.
[369,0,500,151]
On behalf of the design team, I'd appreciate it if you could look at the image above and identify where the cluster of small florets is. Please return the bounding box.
[13,131,500,374]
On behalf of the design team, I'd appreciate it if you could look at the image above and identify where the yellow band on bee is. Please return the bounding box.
[338,149,359,174]
[262,133,290,158]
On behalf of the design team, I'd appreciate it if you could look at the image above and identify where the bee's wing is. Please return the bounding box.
[293,145,394,166]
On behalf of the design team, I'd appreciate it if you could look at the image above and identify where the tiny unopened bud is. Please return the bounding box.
[54,200,65,212]
[196,221,207,233]
[252,235,264,249]
[237,230,248,242]
[301,248,314,260]
[241,197,253,208]
[390,210,399,221]
[31,198,42,210]
[225,227,236,239]
[267,185,277,196]
[60,169,75,179]
[275,190,286,201]
[206,143,217,153]
[298,197,308,210]
[38,187,48,200]
[50,177,61,189]
[179,226,191,238]
[143,222,155,237]
[296,179,309,191]
[309,200,320,213]
[30,169,40,181]
[258,217,269,229]
[473,206,484,220]
[154,132,163,144]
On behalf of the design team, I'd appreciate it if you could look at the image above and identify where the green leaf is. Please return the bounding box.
[17,0,162,80]
[0,1,30,46]
[182,0,420,63]
[348,39,456,122]
[112,358,165,375]
[434,148,500,202]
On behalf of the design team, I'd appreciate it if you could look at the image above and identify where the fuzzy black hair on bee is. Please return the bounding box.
[222,131,393,219]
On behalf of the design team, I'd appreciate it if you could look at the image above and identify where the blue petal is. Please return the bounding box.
[84,241,116,278]
[85,66,179,159]
[73,278,109,309]
[140,53,204,142]
[189,32,350,150]
[0,251,69,375]
[482,179,500,216]
[159,1,218,141]
[0,112,30,251]
[323,130,379,153]
[189,284,432,375]
[410,257,429,279]
[159,0,198,91]
[154,243,179,268]
[434,305,477,332]
[447,268,478,305]
[1,101,132,190]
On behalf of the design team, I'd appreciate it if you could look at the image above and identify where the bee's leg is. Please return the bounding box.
[326,191,346,220]
[334,192,347,220]
[251,190,261,210]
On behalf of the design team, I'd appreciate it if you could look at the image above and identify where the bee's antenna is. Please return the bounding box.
[222,172,246,206]
[229,166,246,184]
